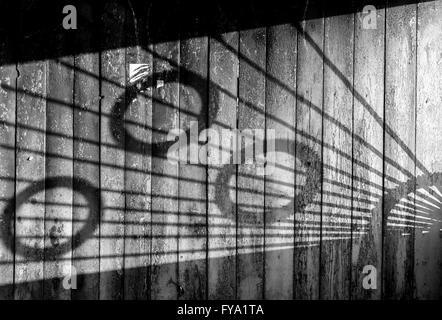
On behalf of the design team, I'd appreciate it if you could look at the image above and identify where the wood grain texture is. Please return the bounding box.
[14,64,46,300]
[264,24,296,300]
[14,1,47,299]
[351,6,385,300]
[99,0,126,300]
[43,26,74,299]
[178,35,208,300]
[123,2,152,300]
[415,0,442,300]
[150,3,180,300]
[383,3,417,300]
[320,11,354,300]
[72,1,101,300]
[0,0,16,298]
[207,31,238,300]
[1,0,442,300]
[294,15,324,300]
[237,27,266,300]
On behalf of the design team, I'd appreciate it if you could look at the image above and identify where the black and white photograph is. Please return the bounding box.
[0,0,441,310]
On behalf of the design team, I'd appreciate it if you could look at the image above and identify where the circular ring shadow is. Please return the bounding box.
[0,176,102,260]
[215,139,322,224]
[111,68,220,156]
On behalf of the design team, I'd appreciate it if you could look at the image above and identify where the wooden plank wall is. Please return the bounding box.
[71,0,101,299]
[0,0,441,300]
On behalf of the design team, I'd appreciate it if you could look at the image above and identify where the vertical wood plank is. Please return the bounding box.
[100,0,126,300]
[294,14,324,299]
[43,20,74,299]
[207,31,238,299]
[150,2,180,300]
[237,27,266,300]
[123,2,152,300]
[178,14,209,299]
[320,11,354,300]
[0,0,16,298]
[383,3,417,300]
[264,24,296,299]
[72,1,101,300]
[351,5,385,299]
[14,1,47,299]
[415,0,442,300]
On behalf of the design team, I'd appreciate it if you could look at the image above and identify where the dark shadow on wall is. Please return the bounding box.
[0,0,432,66]
[0,249,290,299]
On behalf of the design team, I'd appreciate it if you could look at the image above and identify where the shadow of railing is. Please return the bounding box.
[0,0,441,299]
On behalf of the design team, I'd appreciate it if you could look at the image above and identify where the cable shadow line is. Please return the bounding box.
[2,240,348,266]
[294,22,429,176]
[82,41,409,184]
[1,9,426,182]
[1,80,413,185]
[213,30,423,179]
[0,122,402,189]
[63,42,425,182]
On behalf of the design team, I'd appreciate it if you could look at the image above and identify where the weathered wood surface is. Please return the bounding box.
[207,30,238,300]
[99,0,126,299]
[72,1,101,300]
[237,27,266,300]
[44,21,74,299]
[178,19,209,300]
[264,24,296,299]
[415,0,442,300]
[294,13,324,300]
[150,2,180,300]
[0,0,441,300]
[123,1,152,300]
[351,5,385,300]
[0,0,17,300]
[383,3,417,300]
[13,1,48,299]
[320,11,354,300]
